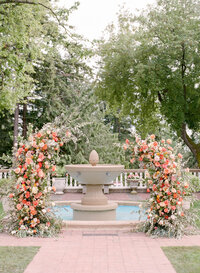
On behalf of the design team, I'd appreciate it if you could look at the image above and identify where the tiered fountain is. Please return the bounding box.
[65,150,124,220]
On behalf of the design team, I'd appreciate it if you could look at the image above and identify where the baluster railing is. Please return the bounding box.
[0,169,11,179]
[1,168,200,192]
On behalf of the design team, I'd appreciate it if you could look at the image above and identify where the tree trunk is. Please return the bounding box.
[13,103,19,166]
[22,103,27,138]
[181,123,200,168]
[13,103,19,150]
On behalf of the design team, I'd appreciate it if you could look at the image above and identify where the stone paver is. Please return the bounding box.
[1,230,200,273]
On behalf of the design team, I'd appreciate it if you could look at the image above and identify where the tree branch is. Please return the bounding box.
[0,0,72,37]
[0,0,54,15]
[181,123,197,155]
[181,42,187,102]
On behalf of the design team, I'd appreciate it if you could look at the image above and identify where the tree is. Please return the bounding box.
[95,0,200,166]
[52,89,126,167]
[0,0,79,112]
[0,0,91,167]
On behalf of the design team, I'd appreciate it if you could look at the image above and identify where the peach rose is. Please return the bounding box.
[14,168,21,174]
[16,204,22,210]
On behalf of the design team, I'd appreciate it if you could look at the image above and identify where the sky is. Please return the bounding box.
[58,0,155,41]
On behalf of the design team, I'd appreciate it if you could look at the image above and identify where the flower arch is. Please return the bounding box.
[9,125,71,236]
[125,135,189,237]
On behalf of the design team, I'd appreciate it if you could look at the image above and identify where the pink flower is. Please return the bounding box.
[164,168,170,174]
[66,130,71,137]
[125,139,130,144]
[150,134,155,139]
[38,169,45,178]
[52,186,56,192]
[25,192,30,198]
[26,157,33,165]
[14,168,21,174]
[155,162,160,167]
[178,153,183,159]
[52,165,56,172]
[37,153,45,162]
[123,144,128,150]
[166,139,172,144]
[16,204,22,210]
[9,193,14,198]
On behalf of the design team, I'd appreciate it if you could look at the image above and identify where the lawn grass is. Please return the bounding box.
[0,246,40,273]
[162,246,200,273]
[191,199,200,228]
[0,202,4,218]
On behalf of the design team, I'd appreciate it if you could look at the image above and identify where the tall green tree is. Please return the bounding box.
[96,0,200,167]
[0,0,91,165]
[0,0,79,112]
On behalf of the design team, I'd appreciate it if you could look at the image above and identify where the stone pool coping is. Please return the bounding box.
[54,200,145,229]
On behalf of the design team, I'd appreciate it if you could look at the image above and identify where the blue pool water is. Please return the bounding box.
[53,205,146,221]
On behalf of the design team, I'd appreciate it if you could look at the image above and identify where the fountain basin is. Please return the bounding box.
[51,201,146,229]
[65,164,124,185]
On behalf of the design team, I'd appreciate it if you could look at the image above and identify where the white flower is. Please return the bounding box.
[11,230,16,235]
[154,156,160,161]
[17,177,23,183]
[42,209,46,214]
[28,135,33,141]
[171,215,176,220]
[39,142,44,148]
[160,202,165,207]
[32,187,38,194]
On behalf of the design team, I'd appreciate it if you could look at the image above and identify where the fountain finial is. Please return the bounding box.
[89,150,99,166]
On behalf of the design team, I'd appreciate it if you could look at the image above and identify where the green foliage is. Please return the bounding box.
[95,0,200,165]
[0,178,13,197]
[0,202,4,220]
[0,1,92,166]
[53,90,126,167]
[182,173,200,195]
[0,2,46,111]
[0,112,13,166]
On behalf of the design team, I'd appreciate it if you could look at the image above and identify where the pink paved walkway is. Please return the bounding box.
[1,230,200,273]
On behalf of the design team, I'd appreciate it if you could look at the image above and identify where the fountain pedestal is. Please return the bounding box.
[81,184,107,205]
[66,150,124,221]
[71,202,118,221]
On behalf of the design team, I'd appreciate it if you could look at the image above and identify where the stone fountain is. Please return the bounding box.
[65,150,124,220]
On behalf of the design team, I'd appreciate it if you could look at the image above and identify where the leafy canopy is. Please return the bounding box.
[95,0,200,135]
